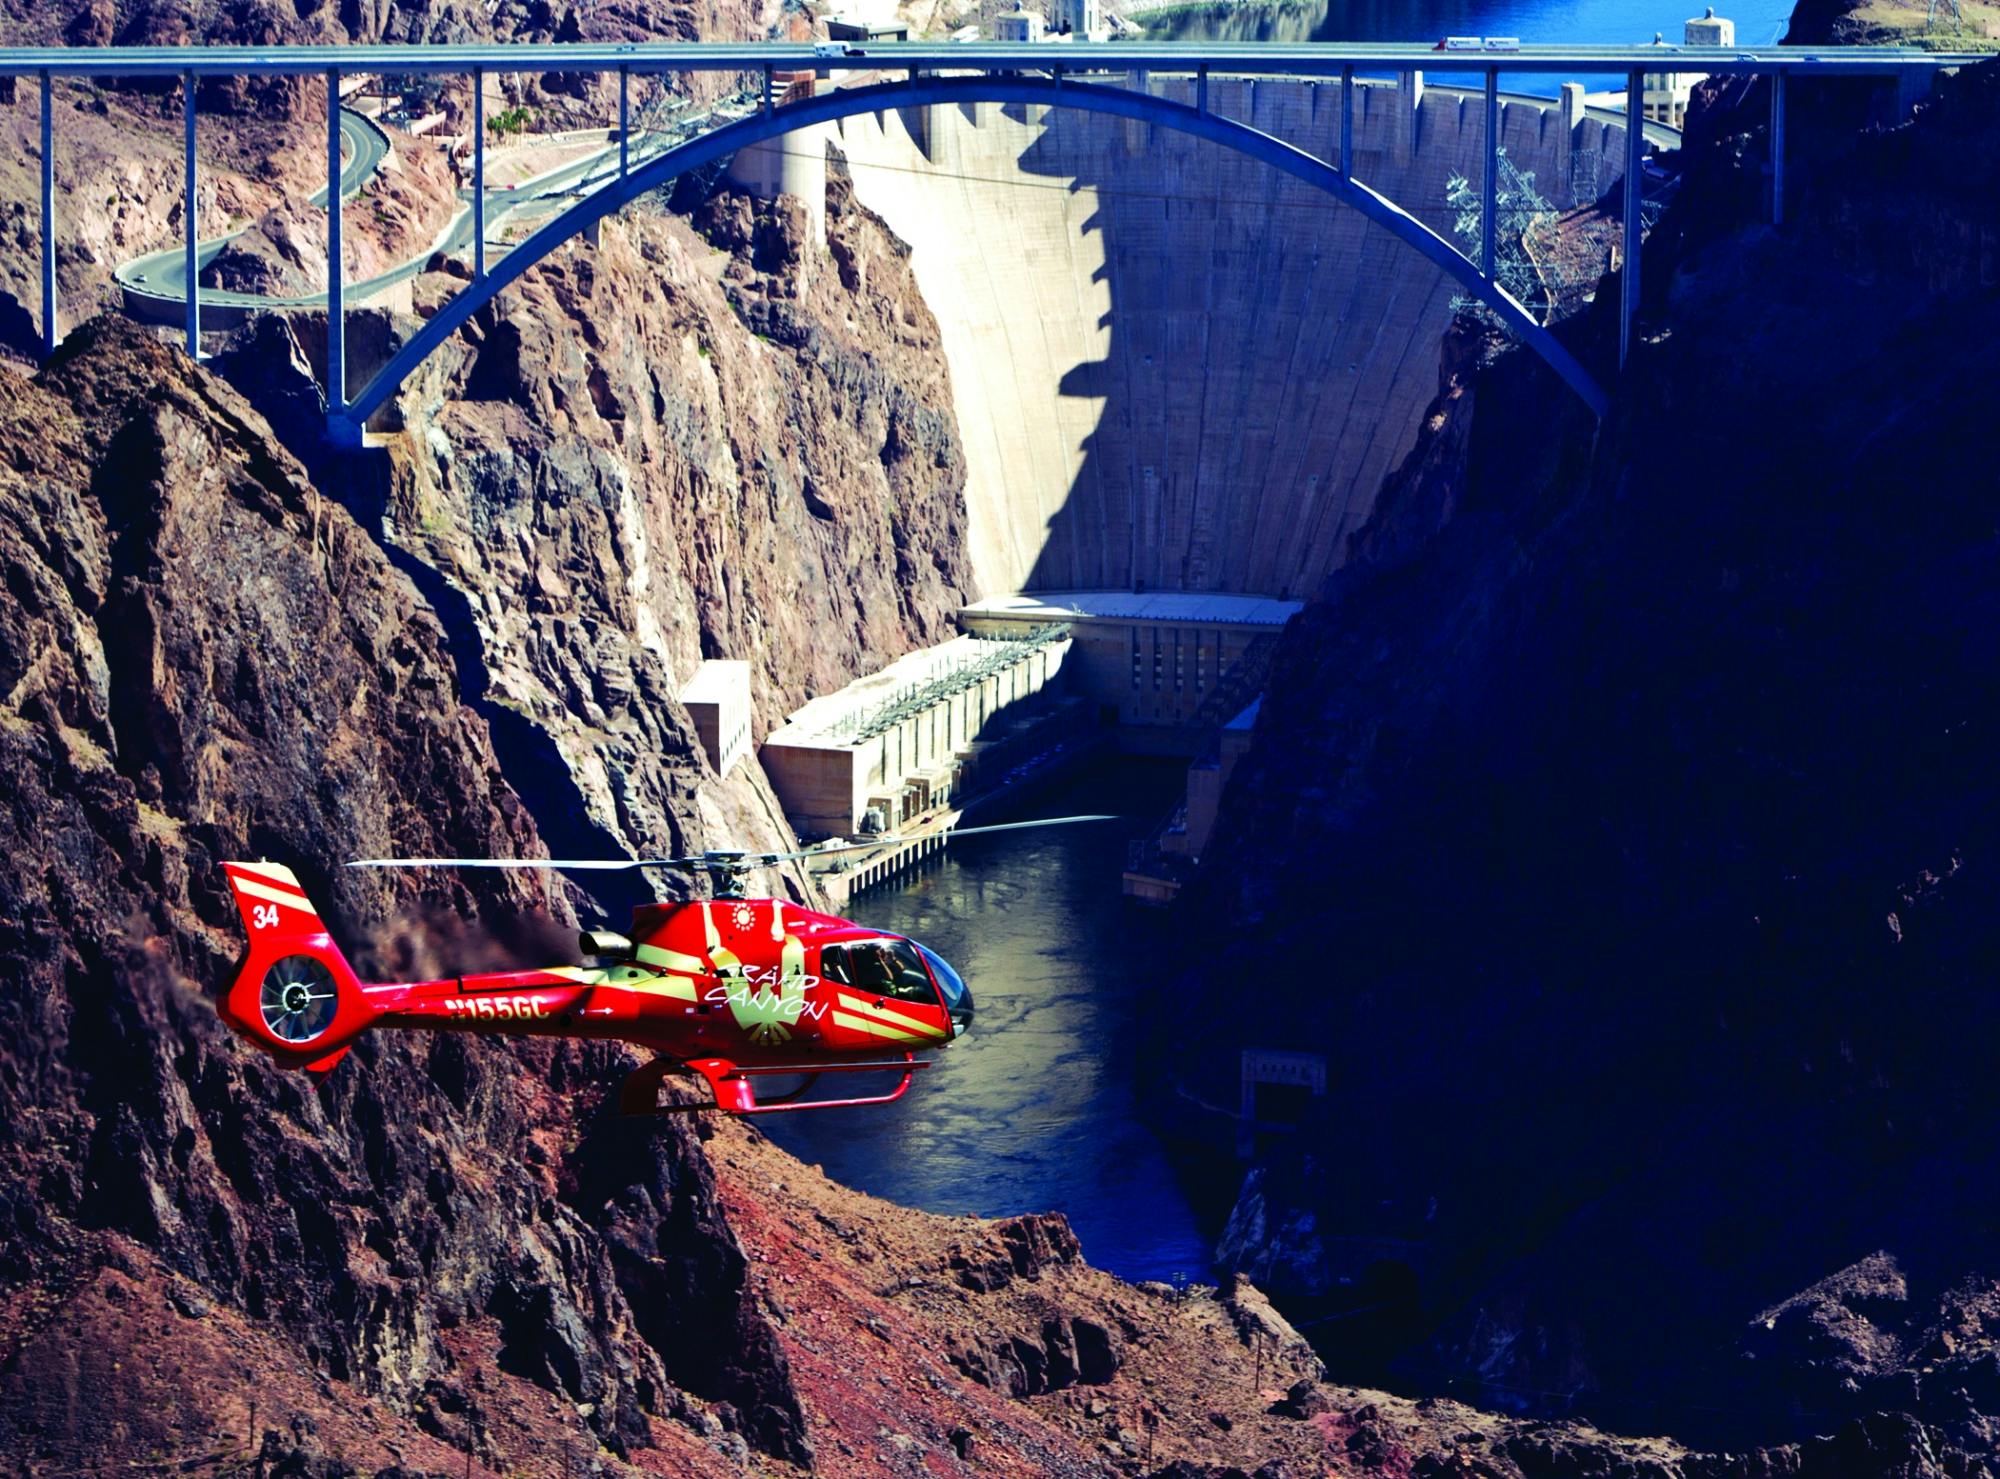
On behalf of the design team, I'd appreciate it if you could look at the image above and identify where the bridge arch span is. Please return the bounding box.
[340,73,1607,434]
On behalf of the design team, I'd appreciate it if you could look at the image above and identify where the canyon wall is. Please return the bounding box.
[1177,57,2000,1458]
[242,177,979,902]
[836,74,1628,598]
[0,312,1895,1479]
[0,318,817,1472]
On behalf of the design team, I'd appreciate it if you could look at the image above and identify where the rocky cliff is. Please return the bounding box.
[0,315,1680,1479]
[195,171,975,904]
[0,316,829,1472]
[1181,51,2000,1463]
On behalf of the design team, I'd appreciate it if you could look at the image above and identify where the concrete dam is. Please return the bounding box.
[737,71,1635,859]
[822,72,1631,600]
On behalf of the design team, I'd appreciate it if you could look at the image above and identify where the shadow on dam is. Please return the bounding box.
[1007,88,1449,599]
[834,76,1630,601]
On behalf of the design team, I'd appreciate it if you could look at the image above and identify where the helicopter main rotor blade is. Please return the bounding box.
[943,815,1119,841]
[346,816,1117,873]
[750,814,1119,864]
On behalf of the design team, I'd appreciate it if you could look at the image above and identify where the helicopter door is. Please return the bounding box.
[816,939,951,1053]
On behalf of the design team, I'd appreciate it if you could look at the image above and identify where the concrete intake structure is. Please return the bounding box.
[761,629,1074,837]
[828,72,1630,599]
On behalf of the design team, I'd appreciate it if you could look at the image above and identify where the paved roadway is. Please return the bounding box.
[115,108,385,311]
[0,40,1985,80]
[114,97,754,316]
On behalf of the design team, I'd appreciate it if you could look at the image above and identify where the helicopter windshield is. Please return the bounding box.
[914,944,973,1034]
[821,938,938,1004]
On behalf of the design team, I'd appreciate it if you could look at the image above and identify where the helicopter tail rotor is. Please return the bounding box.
[218,862,370,1073]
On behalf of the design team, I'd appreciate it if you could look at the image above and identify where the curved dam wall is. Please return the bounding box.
[830,74,1628,599]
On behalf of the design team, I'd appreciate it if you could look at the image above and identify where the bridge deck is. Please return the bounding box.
[0,41,1984,80]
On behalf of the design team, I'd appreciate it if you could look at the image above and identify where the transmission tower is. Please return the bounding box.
[1926,0,1964,30]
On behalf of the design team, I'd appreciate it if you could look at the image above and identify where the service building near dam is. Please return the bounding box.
[715,56,1660,891]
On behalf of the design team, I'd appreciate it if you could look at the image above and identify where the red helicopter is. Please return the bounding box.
[216,819,1106,1115]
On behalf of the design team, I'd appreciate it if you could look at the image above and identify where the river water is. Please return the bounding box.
[1141,0,1798,98]
[761,756,1213,1285]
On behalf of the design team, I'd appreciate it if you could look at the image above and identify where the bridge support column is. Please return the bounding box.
[39,70,54,360]
[1340,65,1353,177]
[1482,68,1498,280]
[1621,68,1642,369]
[1556,82,1586,208]
[183,70,198,359]
[619,65,629,177]
[1770,70,1786,225]
[1396,70,1423,164]
[473,68,486,282]
[326,67,345,424]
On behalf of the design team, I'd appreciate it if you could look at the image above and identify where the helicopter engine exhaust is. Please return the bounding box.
[578,929,635,959]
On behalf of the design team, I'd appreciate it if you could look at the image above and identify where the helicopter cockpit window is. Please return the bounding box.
[820,940,938,1004]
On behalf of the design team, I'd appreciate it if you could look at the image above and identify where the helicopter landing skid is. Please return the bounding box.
[620,1054,930,1116]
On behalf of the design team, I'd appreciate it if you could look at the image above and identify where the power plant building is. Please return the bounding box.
[680,660,753,778]
[761,629,1072,837]
[959,592,1301,731]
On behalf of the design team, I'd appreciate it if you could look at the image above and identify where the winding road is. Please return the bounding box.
[116,109,388,316]
[114,100,750,324]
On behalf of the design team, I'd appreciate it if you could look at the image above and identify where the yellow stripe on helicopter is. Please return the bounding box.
[834,991,949,1039]
[541,965,700,1000]
[831,1010,934,1044]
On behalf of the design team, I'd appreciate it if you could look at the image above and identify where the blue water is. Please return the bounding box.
[760,757,1212,1285]
[1142,0,1799,97]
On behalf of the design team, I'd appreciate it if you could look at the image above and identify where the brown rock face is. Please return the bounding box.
[200,203,332,297]
[0,318,812,1472]
[243,179,978,882]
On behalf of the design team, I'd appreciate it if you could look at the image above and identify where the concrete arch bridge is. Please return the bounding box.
[5,42,1975,456]
[339,70,1612,433]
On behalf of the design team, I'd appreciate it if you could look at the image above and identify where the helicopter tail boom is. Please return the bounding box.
[219,862,371,1073]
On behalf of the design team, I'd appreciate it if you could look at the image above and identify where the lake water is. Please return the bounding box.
[1140,0,1799,97]
[760,756,1214,1285]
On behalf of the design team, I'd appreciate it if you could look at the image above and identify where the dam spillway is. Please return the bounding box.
[831,73,1631,599]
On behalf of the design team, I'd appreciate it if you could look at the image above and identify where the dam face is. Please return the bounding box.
[833,75,1628,599]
